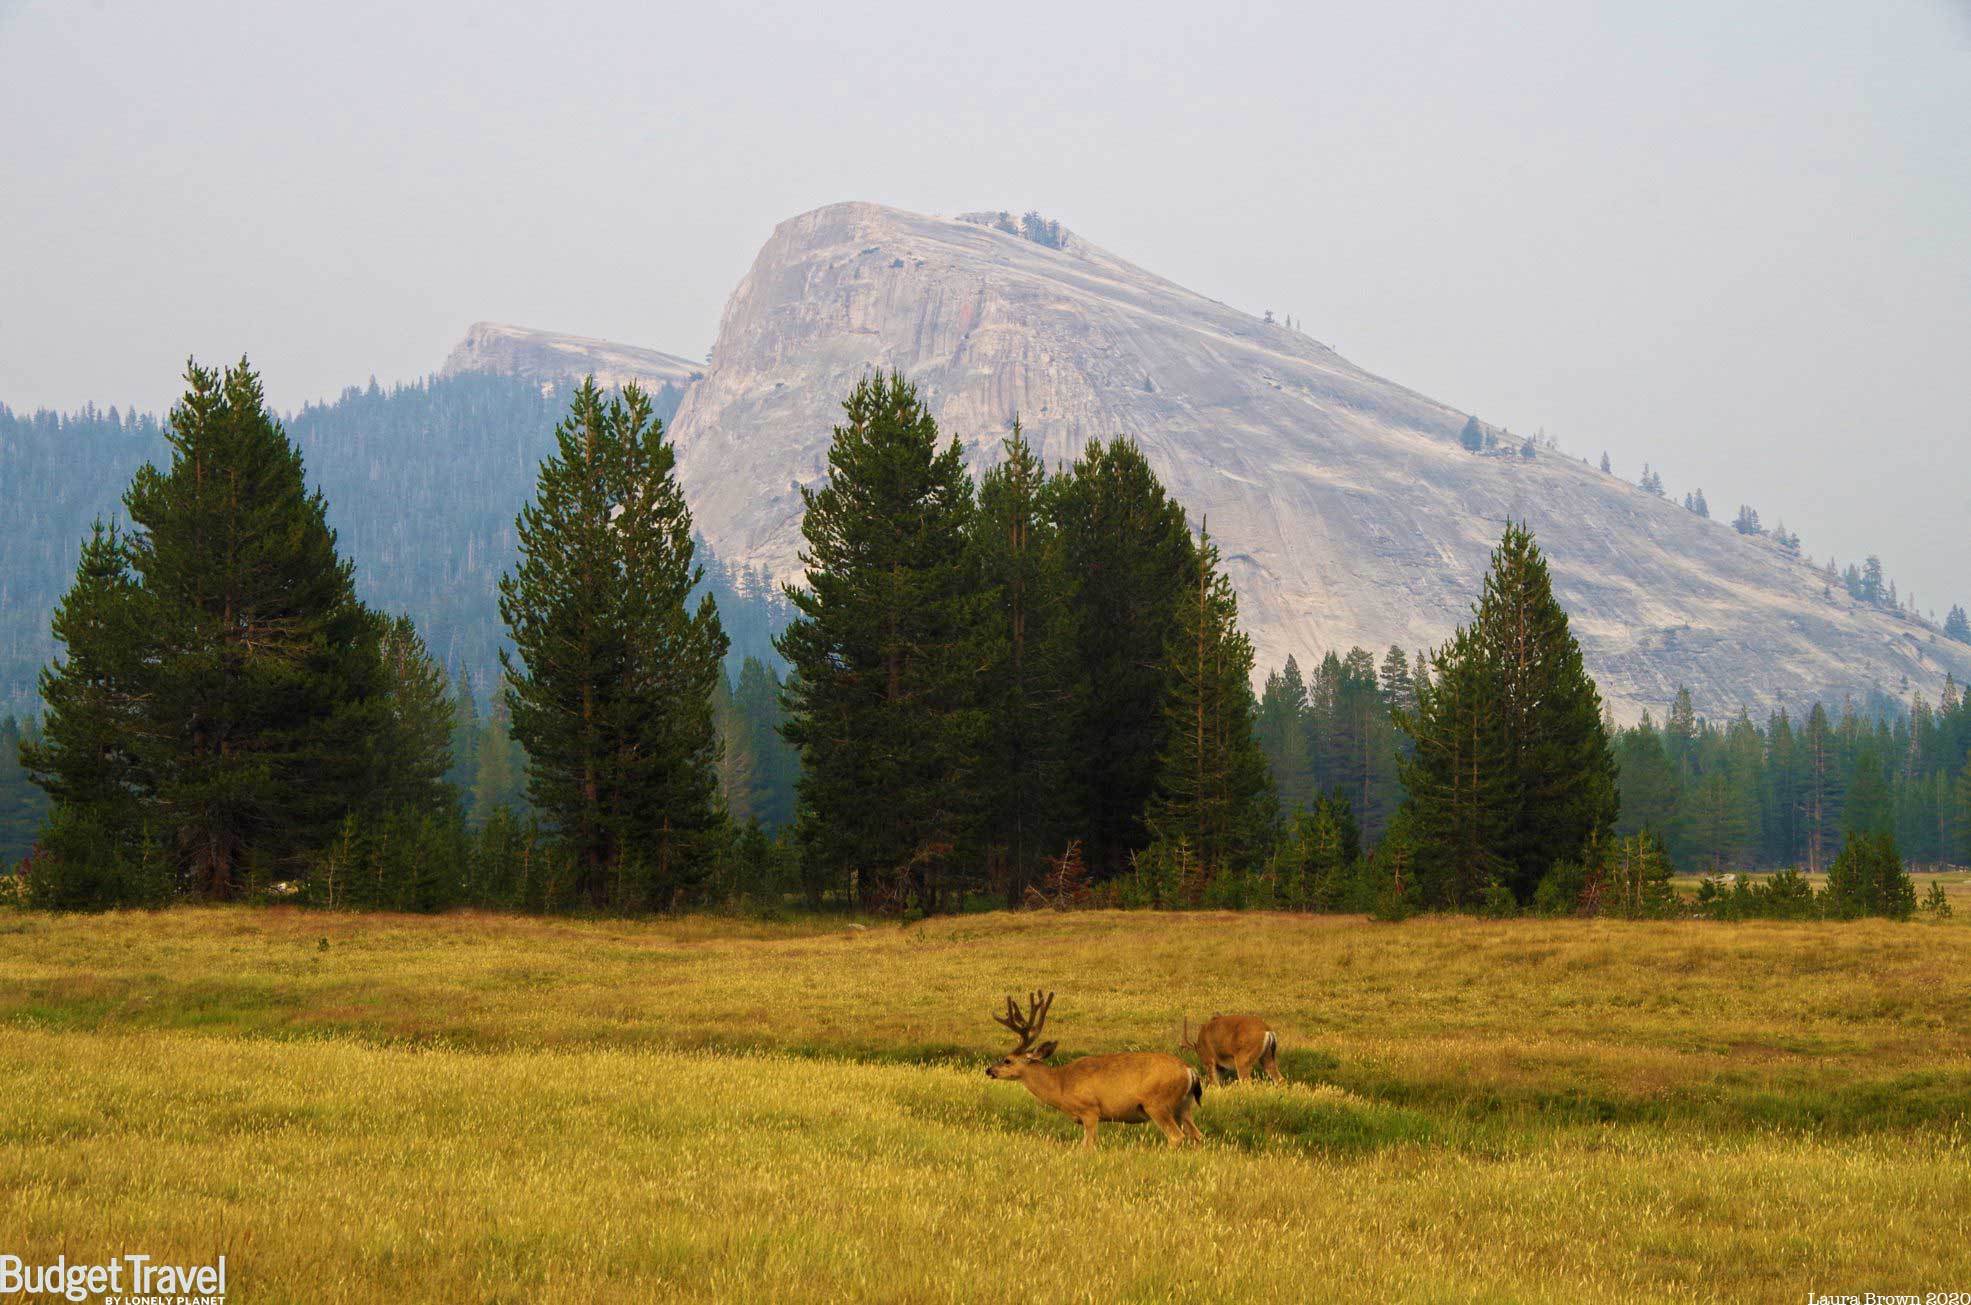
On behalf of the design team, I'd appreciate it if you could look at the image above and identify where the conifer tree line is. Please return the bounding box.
[13,361,797,911]
[1610,681,1971,878]
[8,362,1952,921]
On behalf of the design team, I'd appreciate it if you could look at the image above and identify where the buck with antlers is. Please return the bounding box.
[1179,1014,1285,1087]
[984,991,1204,1149]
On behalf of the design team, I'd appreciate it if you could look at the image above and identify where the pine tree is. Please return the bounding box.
[1612,717,1682,854]
[1460,417,1484,452]
[366,614,456,820]
[116,360,383,897]
[1471,521,1619,900]
[1048,436,1196,875]
[1799,702,1841,873]
[777,373,978,911]
[1842,742,1892,841]
[1145,522,1273,874]
[1946,605,1970,644]
[1732,505,1762,536]
[1256,657,1314,813]
[20,522,147,857]
[1398,627,1511,907]
[1599,451,1612,475]
[499,378,727,909]
[1825,831,1914,919]
[968,422,1079,901]
[1377,646,1415,716]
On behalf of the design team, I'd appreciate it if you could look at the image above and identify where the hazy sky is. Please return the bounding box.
[4,0,1967,614]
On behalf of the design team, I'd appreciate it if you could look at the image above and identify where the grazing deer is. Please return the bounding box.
[984,991,1203,1149]
[1179,1014,1285,1087]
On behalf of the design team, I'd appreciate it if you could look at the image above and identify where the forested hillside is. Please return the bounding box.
[0,374,789,716]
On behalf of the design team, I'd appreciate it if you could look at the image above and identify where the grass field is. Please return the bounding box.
[4,901,1969,1301]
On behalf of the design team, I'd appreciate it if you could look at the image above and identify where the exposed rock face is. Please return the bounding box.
[442,321,703,393]
[504,203,1971,720]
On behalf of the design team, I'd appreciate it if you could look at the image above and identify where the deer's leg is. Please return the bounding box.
[1079,1113,1100,1150]
[1146,1104,1184,1147]
[1178,1100,1204,1144]
[1265,1045,1285,1084]
[1235,1057,1253,1086]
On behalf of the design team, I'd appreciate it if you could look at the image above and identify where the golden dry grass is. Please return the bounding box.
[3,904,1968,1301]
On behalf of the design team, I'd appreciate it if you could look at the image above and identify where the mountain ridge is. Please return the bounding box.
[449,201,1971,721]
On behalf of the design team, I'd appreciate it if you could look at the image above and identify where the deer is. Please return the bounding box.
[984,991,1204,1149]
[1179,1014,1285,1088]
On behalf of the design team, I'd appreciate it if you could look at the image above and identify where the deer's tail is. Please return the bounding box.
[1187,1067,1204,1103]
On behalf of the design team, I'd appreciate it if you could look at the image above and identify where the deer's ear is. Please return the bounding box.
[1033,1041,1057,1060]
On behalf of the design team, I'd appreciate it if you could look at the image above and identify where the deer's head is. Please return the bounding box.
[985,990,1057,1079]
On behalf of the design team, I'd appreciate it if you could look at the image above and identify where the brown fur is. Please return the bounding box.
[1179,1014,1284,1087]
[985,991,1203,1149]
[986,1047,1203,1149]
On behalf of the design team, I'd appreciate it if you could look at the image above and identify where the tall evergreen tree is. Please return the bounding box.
[120,360,382,896]
[1471,522,1618,899]
[969,422,1079,900]
[1612,716,1681,848]
[1047,436,1196,874]
[1145,522,1272,873]
[1398,627,1511,907]
[1256,656,1314,813]
[366,614,456,820]
[20,522,147,853]
[776,373,977,910]
[499,378,727,909]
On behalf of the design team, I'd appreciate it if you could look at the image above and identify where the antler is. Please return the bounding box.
[993,990,1054,1053]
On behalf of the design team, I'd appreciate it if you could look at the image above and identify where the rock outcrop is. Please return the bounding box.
[441,321,702,393]
[480,203,1971,720]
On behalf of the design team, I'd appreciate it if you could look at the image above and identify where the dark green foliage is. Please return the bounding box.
[1269,794,1360,910]
[1458,416,1483,452]
[1601,833,1677,918]
[1254,648,1407,846]
[0,716,48,867]
[1048,437,1196,875]
[1145,523,1273,874]
[367,614,458,820]
[1399,625,1512,908]
[499,379,727,910]
[1732,505,1762,536]
[18,524,145,848]
[0,378,784,719]
[1613,718,1681,850]
[21,808,171,910]
[1694,868,1823,920]
[968,423,1079,901]
[1824,832,1915,919]
[1257,658,1315,814]
[1947,605,1970,643]
[777,373,978,911]
[23,360,397,902]
[1471,522,1618,900]
[1401,522,1616,906]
